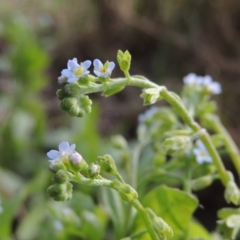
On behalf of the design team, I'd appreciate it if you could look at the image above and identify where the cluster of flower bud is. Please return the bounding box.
[47,170,73,201]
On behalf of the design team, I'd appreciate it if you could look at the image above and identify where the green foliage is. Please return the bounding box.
[136,185,198,240]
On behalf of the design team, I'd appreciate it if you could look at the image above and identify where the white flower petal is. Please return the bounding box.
[47,150,60,160]
[210,82,222,94]
[67,144,76,154]
[183,73,197,84]
[93,70,103,77]
[61,69,73,78]
[196,140,205,150]
[82,60,91,69]
[59,141,69,152]
[68,58,79,70]
[108,62,115,72]
[67,76,79,83]
[93,59,103,69]
[202,75,212,85]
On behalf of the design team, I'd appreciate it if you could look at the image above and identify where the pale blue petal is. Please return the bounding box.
[196,76,204,85]
[68,58,79,70]
[204,156,212,163]
[59,141,69,152]
[196,140,205,150]
[193,149,201,156]
[196,156,204,164]
[47,150,60,160]
[202,75,212,85]
[82,60,91,70]
[210,82,222,94]
[108,62,115,72]
[68,76,79,83]
[61,69,73,78]
[67,144,76,154]
[93,59,103,70]
[94,70,104,77]
[183,73,197,84]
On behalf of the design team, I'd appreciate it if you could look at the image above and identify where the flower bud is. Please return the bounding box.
[147,208,173,239]
[53,170,69,184]
[97,154,118,175]
[162,136,192,154]
[88,163,101,178]
[111,180,138,202]
[58,75,68,85]
[110,135,128,150]
[47,182,73,202]
[61,97,77,110]
[68,105,81,117]
[224,181,240,205]
[117,50,131,72]
[49,160,67,173]
[64,82,82,97]
[140,88,161,105]
[56,89,67,100]
[69,152,88,172]
[190,175,213,191]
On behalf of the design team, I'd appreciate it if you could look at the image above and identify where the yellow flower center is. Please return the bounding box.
[200,151,206,157]
[74,67,83,77]
[100,67,107,73]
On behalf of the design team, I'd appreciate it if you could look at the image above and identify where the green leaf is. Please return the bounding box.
[189,220,211,240]
[102,86,125,97]
[136,185,198,240]
[101,188,130,239]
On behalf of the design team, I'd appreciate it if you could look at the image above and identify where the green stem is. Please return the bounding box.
[183,158,192,194]
[71,173,159,239]
[131,200,159,240]
[206,115,240,178]
[131,143,143,189]
[74,76,230,186]
[160,89,230,186]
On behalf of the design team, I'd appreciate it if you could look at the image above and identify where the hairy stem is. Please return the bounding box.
[75,76,231,186]
[206,115,240,178]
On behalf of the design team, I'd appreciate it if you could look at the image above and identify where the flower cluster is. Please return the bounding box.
[193,140,212,164]
[183,73,222,94]
[59,58,115,83]
[47,141,84,170]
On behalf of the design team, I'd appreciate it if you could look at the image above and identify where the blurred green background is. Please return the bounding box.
[0,0,240,239]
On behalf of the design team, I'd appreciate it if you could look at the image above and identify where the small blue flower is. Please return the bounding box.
[183,73,200,85]
[93,59,115,77]
[183,73,222,95]
[47,141,75,161]
[200,76,222,94]
[193,140,212,164]
[61,58,91,83]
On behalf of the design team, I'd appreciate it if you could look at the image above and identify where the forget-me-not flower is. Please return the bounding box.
[61,58,91,83]
[183,73,201,85]
[193,140,212,164]
[93,59,115,77]
[183,73,221,94]
[47,141,75,161]
[200,75,222,94]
